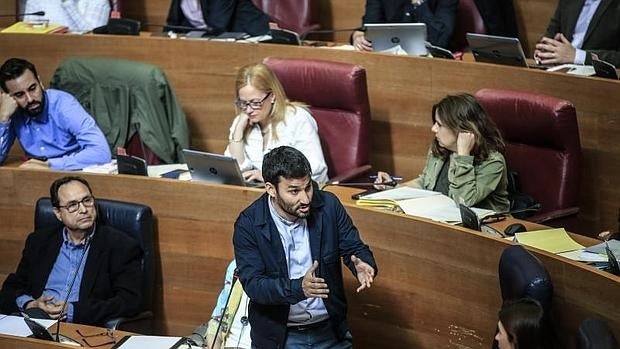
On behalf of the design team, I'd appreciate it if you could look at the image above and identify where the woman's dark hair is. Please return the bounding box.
[430,93,505,163]
[499,298,550,349]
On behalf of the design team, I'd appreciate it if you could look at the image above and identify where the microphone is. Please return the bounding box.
[299,27,360,41]
[210,268,240,349]
[0,11,45,18]
[54,235,92,342]
[480,203,542,223]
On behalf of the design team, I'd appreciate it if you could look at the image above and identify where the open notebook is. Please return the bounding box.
[355,187,494,223]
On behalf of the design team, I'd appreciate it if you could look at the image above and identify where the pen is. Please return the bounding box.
[369,175,403,181]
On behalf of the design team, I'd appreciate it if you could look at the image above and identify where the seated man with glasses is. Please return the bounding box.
[0,176,143,327]
[224,63,329,184]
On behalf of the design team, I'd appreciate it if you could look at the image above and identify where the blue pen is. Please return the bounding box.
[369,175,403,181]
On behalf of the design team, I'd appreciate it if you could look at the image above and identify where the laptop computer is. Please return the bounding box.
[182,149,263,187]
[364,23,427,56]
[466,33,529,67]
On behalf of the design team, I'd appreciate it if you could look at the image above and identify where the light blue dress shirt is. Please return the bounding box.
[572,0,602,64]
[16,228,94,322]
[267,197,329,325]
[0,89,111,170]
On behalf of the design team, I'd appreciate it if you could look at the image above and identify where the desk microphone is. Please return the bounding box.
[210,268,240,349]
[55,235,92,342]
[480,203,542,223]
[0,11,45,18]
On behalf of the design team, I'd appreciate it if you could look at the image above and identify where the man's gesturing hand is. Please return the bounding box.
[352,255,375,292]
[302,260,329,298]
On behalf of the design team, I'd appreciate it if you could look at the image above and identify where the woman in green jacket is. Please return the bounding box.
[375,93,510,212]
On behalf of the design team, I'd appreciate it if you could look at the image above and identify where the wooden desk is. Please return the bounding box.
[0,322,131,349]
[0,33,617,235]
[0,168,617,348]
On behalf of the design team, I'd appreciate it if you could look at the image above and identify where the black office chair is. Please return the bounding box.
[34,197,155,333]
[577,318,619,349]
[493,245,554,348]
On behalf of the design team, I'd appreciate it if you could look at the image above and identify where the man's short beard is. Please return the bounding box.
[23,91,45,117]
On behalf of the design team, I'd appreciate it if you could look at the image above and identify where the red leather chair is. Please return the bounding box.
[252,0,319,35]
[263,57,372,182]
[453,0,487,52]
[475,88,582,225]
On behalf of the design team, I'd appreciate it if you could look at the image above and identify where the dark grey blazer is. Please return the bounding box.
[545,0,620,66]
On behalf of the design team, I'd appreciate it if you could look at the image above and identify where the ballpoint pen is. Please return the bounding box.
[368,175,403,181]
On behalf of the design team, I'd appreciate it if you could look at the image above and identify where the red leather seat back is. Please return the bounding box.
[263,57,371,180]
[252,0,319,35]
[453,0,487,51]
[475,89,581,216]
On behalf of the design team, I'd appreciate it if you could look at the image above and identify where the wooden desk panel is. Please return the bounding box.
[0,169,617,348]
[0,33,617,236]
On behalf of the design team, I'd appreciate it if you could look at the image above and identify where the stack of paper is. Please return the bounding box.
[514,228,584,253]
[1,21,68,34]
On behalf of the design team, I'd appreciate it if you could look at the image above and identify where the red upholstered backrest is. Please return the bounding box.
[263,57,371,180]
[453,0,487,51]
[475,89,581,215]
[252,0,319,35]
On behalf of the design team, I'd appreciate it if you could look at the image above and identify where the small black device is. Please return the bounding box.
[22,315,55,341]
[593,59,619,80]
[117,154,148,176]
[161,169,188,179]
[459,204,481,231]
[504,223,527,236]
[351,188,379,200]
[606,243,620,275]
[268,28,301,45]
[425,42,454,59]
[93,18,141,36]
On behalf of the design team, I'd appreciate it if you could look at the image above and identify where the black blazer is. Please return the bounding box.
[0,225,143,326]
[233,187,377,348]
[361,0,458,49]
[166,0,270,36]
[474,0,519,37]
[545,0,620,66]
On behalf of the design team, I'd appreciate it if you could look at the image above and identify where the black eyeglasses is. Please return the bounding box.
[234,92,272,110]
[57,196,95,213]
[76,328,117,347]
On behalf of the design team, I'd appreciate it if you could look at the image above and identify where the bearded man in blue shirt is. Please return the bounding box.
[0,58,111,170]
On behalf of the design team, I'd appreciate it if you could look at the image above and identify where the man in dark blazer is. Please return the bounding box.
[166,0,271,36]
[535,0,620,67]
[474,0,519,37]
[0,176,142,326]
[233,146,377,348]
[352,0,458,50]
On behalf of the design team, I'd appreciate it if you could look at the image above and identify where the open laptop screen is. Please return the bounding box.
[364,23,427,56]
[182,149,263,187]
[466,33,528,67]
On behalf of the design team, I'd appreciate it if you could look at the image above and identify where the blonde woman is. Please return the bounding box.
[225,63,329,183]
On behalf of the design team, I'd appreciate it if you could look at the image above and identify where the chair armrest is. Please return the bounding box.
[530,207,580,224]
[328,165,372,183]
[104,311,153,330]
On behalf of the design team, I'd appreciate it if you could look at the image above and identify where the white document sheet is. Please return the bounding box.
[398,194,493,223]
[114,335,184,349]
[0,314,56,337]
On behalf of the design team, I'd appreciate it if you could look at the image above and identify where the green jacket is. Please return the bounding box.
[50,57,189,163]
[415,149,510,212]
